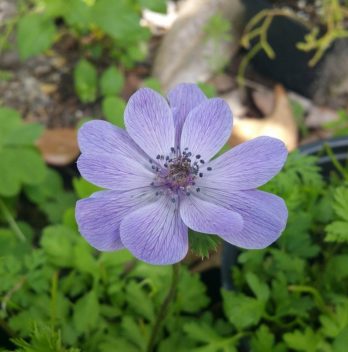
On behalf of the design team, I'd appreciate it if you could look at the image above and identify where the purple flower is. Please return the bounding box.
[75,83,288,265]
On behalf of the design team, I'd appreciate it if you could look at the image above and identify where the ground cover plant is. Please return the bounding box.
[1,103,347,351]
[1,0,348,351]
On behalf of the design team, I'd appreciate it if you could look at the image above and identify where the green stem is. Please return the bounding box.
[0,198,26,242]
[323,143,348,180]
[237,42,263,87]
[288,285,332,316]
[146,264,180,352]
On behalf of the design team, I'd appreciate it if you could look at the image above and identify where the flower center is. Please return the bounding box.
[148,148,212,201]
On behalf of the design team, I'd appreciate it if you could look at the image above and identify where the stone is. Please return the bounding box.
[152,0,245,92]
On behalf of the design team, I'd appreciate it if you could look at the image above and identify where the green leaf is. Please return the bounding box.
[0,149,21,196]
[40,225,76,267]
[197,83,217,98]
[93,0,141,40]
[176,269,210,313]
[333,326,348,352]
[279,212,320,258]
[250,325,275,352]
[325,186,348,242]
[74,59,98,103]
[0,107,22,147]
[188,230,220,258]
[25,169,76,223]
[16,148,47,185]
[0,148,45,196]
[140,0,167,13]
[73,241,98,277]
[246,272,270,302]
[10,324,81,352]
[142,78,162,93]
[73,291,100,334]
[4,123,44,146]
[64,0,92,29]
[183,320,239,352]
[98,336,139,352]
[283,328,322,352]
[42,0,65,17]
[325,221,348,242]
[17,14,56,60]
[73,177,102,198]
[320,301,348,338]
[333,186,348,221]
[325,255,348,284]
[270,249,305,283]
[125,281,155,321]
[121,316,147,350]
[183,322,220,344]
[100,66,124,96]
[102,97,126,127]
[222,290,264,329]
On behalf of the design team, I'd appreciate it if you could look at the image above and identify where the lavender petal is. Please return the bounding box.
[78,120,146,161]
[180,194,243,243]
[75,189,155,251]
[199,136,288,191]
[180,98,232,161]
[120,195,188,265]
[200,188,288,249]
[77,152,154,191]
[167,83,207,147]
[125,88,175,160]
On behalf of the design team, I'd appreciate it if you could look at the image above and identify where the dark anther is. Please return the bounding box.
[200,160,205,164]
[207,167,212,171]
[196,187,200,192]
[151,165,156,169]
[160,155,164,160]
[166,156,169,160]
[149,159,153,163]
[199,173,203,177]
[171,198,176,203]
[171,147,175,153]
[184,147,189,150]
[164,163,168,168]
[196,154,201,159]
[156,154,160,159]
[150,182,154,186]
[186,192,190,196]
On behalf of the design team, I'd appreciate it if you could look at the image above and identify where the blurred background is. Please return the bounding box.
[1,0,348,351]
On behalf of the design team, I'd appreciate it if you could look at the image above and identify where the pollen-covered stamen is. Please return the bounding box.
[148,147,205,196]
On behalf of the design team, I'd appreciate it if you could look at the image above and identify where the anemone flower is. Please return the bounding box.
[75,83,288,265]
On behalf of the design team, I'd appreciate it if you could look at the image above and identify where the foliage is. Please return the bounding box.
[1,0,166,121]
[1,97,348,351]
[0,108,45,197]
[12,0,156,67]
[325,110,348,136]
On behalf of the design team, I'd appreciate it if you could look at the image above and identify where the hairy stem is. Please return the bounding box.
[146,263,180,352]
[0,198,26,242]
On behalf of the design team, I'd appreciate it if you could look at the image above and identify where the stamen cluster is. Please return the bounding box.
[148,147,212,200]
